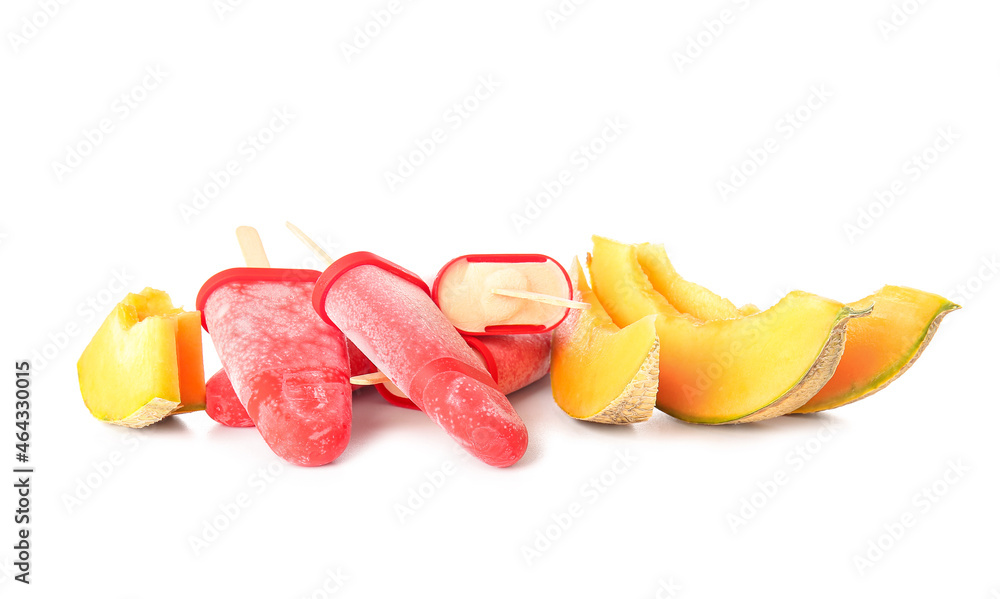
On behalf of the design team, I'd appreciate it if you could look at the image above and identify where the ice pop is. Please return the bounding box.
[205,368,254,427]
[432,254,580,335]
[475,332,552,395]
[312,251,529,467]
[196,228,353,466]
[376,332,553,409]
[205,340,377,428]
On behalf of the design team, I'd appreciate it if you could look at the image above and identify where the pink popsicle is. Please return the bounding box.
[473,333,552,395]
[313,252,528,468]
[197,268,352,466]
[378,332,553,409]
[206,341,377,428]
[205,369,254,427]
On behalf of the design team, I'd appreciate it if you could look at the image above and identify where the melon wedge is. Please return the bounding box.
[630,247,960,414]
[588,236,869,424]
[551,258,659,424]
[636,243,743,321]
[792,286,959,413]
[77,288,206,427]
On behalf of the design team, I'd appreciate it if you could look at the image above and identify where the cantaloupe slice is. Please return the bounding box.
[77,288,206,427]
[551,258,659,424]
[631,247,959,414]
[589,236,869,424]
[792,286,959,413]
[636,243,743,321]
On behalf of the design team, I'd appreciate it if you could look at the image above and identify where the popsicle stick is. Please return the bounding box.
[286,221,334,266]
[286,223,388,388]
[236,226,271,268]
[284,220,587,312]
[491,288,590,310]
[351,371,390,386]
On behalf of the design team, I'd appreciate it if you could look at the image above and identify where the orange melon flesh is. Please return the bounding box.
[589,236,867,424]
[173,310,207,413]
[636,243,742,321]
[632,248,960,415]
[551,258,659,424]
[77,288,206,427]
[792,286,959,413]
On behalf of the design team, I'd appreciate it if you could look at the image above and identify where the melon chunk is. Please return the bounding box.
[77,288,206,427]
[551,258,659,424]
[589,236,869,424]
[792,286,959,413]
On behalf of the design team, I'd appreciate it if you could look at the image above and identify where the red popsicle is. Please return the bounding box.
[474,332,552,395]
[205,368,254,427]
[206,341,377,428]
[377,332,553,409]
[313,252,528,468]
[196,227,352,466]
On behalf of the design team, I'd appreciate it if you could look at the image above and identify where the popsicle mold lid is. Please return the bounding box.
[195,267,322,331]
[431,253,574,336]
[375,334,501,410]
[312,251,431,328]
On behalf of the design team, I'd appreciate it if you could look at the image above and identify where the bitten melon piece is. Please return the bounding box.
[792,286,959,413]
[77,288,206,427]
[589,236,869,424]
[551,258,659,424]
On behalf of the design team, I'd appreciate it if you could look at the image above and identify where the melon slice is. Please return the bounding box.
[792,286,959,413]
[77,288,206,427]
[636,242,743,321]
[588,236,869,424]
[630,247,959,415]
[551,258,659,424]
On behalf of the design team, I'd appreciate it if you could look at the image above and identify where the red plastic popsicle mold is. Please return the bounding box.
[196,267,322,331]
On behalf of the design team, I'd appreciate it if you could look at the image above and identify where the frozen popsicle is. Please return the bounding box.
[475,332,552,395]
[374,333,553,410]
[205,340,377,428]
[196,227,353,466]
[205,368,254,427]
[311,251,529,467]
[432,254,583,335]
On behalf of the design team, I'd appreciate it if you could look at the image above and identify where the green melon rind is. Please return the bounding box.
[792,302,960,414]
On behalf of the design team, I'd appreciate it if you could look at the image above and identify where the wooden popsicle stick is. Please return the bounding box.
[350,371,390,386]
[286,221,334,266]
[285,219,587,313]
[490,288,590,310]
[236,226,271,268]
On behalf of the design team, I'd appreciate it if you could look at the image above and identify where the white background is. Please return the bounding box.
[2,0,998,597]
